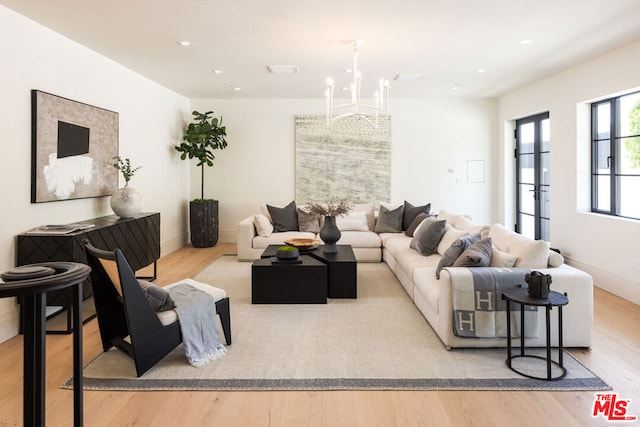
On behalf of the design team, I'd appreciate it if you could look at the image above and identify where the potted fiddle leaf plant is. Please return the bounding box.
[175,110,229,247]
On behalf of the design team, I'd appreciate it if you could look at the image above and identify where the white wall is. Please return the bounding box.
[189,98,498,243]
[0,6,191,342]
[498,39,640,305]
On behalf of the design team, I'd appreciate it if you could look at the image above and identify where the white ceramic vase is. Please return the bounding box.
[110,186,142,218]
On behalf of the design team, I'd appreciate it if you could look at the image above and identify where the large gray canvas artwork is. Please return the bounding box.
[31,90,118,203]
[295,115,391,204]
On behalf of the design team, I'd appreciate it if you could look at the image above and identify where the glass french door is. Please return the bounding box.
[515,112,550,241]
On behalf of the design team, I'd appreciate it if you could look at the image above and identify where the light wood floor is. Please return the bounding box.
[0,243,638,426]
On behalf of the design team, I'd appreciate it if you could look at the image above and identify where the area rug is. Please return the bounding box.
[65,256,610,391]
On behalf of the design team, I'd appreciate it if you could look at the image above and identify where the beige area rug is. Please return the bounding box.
[66,255,610,391]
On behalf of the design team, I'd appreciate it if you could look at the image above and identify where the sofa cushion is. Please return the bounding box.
[402,201,431,230]
[410,218,447,256]
[488,223,550,268]
[435,232,481,278]
[337,230,382,248]
[375,204,404,233]
[487,223,514,251]
[413,267,440,314]
[453,237,493,267]
[267,201,299,232]
[253,214,274,237]
[297,208,320,233]
[490,247,518,268]
[336,211,370,231]
[378,232,406,246]
[404,213,430,237]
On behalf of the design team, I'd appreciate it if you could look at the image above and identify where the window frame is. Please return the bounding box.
[591,90,640,220]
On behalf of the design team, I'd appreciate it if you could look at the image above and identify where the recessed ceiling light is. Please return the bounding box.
[519,39,534,45]
[267,66,300,74]
[476,68,487,73]
[450,84,461,90]
[231,86,241,91]
[212,70,223,74]
[394,74,424,81]
[177,41,192,47]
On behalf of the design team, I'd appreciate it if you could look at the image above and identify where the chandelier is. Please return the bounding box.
[325,41,389,128]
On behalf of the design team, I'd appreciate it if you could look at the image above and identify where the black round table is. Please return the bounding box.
[0,262,91,427]
[502,286,569,381]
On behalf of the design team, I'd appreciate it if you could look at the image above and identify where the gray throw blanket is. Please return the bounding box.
[168,284,226,367]
[445,267,538,338]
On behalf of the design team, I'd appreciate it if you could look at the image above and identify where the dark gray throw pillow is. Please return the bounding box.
[139,280,176,312]
[402,201,431,230]
[453,237,493,268]
[267,201,299,232]
[435,233,482,278]
[374,205,404,233]
[410,219,446,256]
[404,212,430,237]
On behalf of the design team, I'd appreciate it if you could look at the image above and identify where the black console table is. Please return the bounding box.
[16,213,160,332]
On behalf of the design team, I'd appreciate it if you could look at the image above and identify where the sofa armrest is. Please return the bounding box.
[237,216,258,261]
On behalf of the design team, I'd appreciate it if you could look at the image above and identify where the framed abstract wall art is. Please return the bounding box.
[31,90,119,203]
[295,115,391,204]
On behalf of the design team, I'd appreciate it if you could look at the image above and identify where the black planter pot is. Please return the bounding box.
[189,200,219,248]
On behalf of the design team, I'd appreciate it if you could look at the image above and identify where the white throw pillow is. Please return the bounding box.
[436,209,473,229]
[351,203,376,231]
[512,239,550,268]
[547,250,565,267]
[488,223,514,251]
[437,224,469,256]
[253,214,274,237]
[490,247,519,268]
[336,211,370,231]
[259,204,272,223]
[488,223,550,268]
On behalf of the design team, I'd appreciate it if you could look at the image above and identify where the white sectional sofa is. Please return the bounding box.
[237,202,384,262]
[237,204,593,349]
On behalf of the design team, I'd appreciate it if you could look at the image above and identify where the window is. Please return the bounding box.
[591,91,640,219]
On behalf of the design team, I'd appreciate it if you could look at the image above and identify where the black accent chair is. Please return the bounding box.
[84,240,231,377]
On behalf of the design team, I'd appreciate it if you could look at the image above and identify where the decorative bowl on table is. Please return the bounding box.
[276,245,300,260]
[284,238,321,251]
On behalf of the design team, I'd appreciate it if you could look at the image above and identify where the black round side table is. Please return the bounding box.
[0,262,91,427]
[502,286,569,381]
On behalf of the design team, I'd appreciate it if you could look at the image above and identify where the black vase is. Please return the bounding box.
[319,215,341,253]
[189,200,218,248]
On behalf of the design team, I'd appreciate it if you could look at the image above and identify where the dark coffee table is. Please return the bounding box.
[260,244,357,298]
[251,255,327,304]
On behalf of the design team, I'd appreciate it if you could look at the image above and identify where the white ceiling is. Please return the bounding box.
[3,0,640,100]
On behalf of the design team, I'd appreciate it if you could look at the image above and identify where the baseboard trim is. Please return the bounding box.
[565,256,640,306]
[0,304,20,344]
[161,232,188,256]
